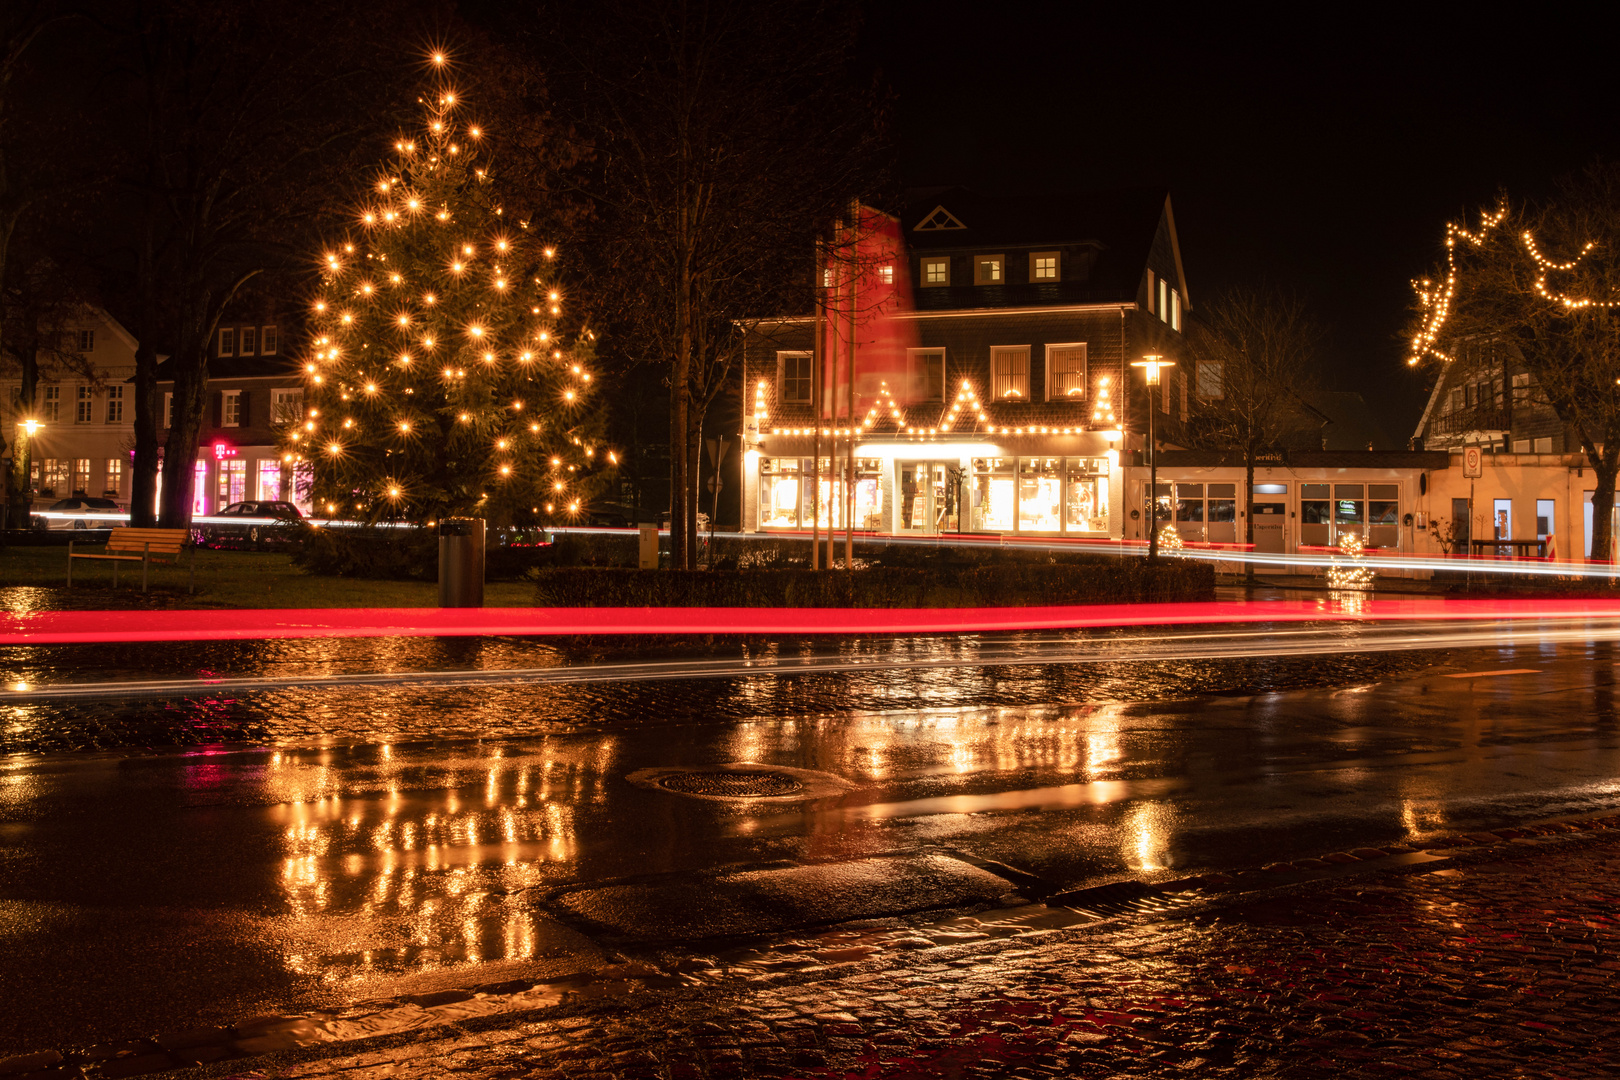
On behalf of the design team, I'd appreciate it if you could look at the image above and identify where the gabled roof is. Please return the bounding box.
[901,186,1181,308]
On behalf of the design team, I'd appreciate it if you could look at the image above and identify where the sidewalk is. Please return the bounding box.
[121,821,1613,1080]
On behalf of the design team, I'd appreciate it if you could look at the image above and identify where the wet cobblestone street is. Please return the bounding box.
[202,824,1620,1080]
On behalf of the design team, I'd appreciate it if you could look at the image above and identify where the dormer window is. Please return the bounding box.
[921,257,950,287]
[240,326,257,356]
[1030,252,1060,281]
[974,255,1004,285]
[218,328,236,357]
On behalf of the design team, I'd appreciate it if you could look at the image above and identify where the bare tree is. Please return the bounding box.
[529,0,890,568]
[1184,288,1318,578]
[1408,163,1620,562]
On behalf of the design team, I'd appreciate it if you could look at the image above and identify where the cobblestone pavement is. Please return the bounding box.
[169,822,1620,1080]
[7,822,1619,1079]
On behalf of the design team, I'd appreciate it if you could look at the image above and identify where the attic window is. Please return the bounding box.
[1030,252,1059,281]
[914,204,966,231]
[974,255,1004,285]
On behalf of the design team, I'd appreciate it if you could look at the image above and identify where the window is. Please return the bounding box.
[240,326,257,356]
[1534,436,1552,454]
[272,388,303,422]
[1512,439,1530,454]
[257,460,283,502]
[1493,498,1512,540]
[778,352,812,404]
[907,349,945,403]
[974,255,1004,285]
[1301,483,1331,546]
[921,258,949,286]
[76,386,93,423]
[104,457,124,496]
[1146,269,1156,314]
[73,459,91,494]
[105,385,124,423]
[1170,288,1181,332]
[878,265,894,285]
[223,391,242,427]
[76,329,95,352]
[218,327,236,356]
[1030,252,1059,281]
[1537,499,1555,541]
[1158,278,1169,322]
[991,346,1030,399]
[164,393,174,428]
[1046,344,1086,400]
[1196,360,1224,399]
[41,458,68,494]
[42,385,60,422]
[1512,372,1530,405]
[821,267,833,288]
[261,326,278,354]
[218,459,246,508]
[1369,484,1399,548]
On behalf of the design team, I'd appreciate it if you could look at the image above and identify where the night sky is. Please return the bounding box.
[866,3,1620,440]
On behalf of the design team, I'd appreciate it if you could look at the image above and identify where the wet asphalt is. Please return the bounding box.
[2,625,1620,1054]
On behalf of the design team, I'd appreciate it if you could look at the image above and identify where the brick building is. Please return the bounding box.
[741,188,1191,539]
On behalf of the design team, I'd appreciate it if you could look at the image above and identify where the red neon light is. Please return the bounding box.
[5,598,1620,646]
[212,442,238,459]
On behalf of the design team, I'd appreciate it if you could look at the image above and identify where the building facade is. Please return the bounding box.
[741,189,1192,541]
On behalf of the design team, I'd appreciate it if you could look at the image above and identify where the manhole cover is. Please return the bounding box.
[658,770,804,798]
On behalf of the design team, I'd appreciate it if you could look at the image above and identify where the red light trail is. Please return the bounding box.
[5,598,1620,646]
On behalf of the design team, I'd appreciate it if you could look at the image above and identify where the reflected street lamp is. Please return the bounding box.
[1131,356,1175,562]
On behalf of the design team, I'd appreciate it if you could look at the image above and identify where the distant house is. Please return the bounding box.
[742,187,1191,539]
[0,307,140,506]
[154,315,308,514]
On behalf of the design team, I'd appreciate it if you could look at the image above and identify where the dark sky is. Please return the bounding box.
[865,3,1620,440]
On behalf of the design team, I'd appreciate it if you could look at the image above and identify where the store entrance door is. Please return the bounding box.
[898,462,959,534]
[1252,502,1286,553]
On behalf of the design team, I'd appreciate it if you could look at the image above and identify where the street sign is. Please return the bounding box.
[706,437,730,467]
[1463,445,1483,478]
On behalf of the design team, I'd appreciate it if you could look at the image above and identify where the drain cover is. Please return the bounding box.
[659,770,805,798]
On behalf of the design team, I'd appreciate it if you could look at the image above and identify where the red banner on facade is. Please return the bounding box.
[820,206,918,420]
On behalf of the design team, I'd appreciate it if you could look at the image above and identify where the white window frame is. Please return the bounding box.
[239,326,257,356]
[77,329,95,353]
[72,458,91,493]
[777,351,813,404]
[878,264,894,285]
[974,255,1005,285]
[105,384,124,423]
[164,392,174,428]
[262,325,279,355]
[1030,251,1060,282]
[75,385,93,423]
[218,327,236,357]
[906,348,946,403]
[920,257,950,287]
[1045,343,1087,401]
[1158,279,1169,323]
[271,388,303,422]
[1170,288,1181,331]
[223,390,242,427]
[41,385,60,422]
[991,346,1030,400]
[104,457,124,496]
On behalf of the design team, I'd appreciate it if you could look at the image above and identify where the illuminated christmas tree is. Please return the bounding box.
[288,56,610,525]
[1326,531,1374,590]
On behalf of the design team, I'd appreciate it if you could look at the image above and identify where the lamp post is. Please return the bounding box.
[1130,356,1175,562]
[8,419,41,537]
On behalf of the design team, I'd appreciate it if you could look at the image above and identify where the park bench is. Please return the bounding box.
[67,527,195,593]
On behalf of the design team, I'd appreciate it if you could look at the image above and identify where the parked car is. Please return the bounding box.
[36,497,127,531]
[197,500,304,549]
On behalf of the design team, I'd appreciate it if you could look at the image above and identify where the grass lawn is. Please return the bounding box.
[0,543,537,609]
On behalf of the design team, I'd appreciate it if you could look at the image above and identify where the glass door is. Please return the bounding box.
[898,463,930,532]
[932,463,960,533]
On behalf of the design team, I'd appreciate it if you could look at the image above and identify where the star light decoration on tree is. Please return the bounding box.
[287,54,612,525]
[1326,531,1374,590]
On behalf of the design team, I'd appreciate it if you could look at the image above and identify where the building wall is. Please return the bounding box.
[1415,453,1603,560]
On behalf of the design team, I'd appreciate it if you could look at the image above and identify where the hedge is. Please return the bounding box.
[532,559,1212,608]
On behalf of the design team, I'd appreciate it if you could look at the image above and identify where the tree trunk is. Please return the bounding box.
[5,317,38,533]
[1589,433,1620,566]
[158,333,209,527]
[130,211,160,527]
[1244,443,1257,584]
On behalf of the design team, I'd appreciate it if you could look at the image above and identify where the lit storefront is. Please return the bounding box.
[758,457,881,530]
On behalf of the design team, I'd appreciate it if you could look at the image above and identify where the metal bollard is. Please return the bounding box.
[438,517,485,608]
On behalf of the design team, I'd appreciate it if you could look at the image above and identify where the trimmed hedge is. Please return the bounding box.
[533,559,1212,608]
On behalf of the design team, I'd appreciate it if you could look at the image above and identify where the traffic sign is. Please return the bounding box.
[1463,445,1483,478]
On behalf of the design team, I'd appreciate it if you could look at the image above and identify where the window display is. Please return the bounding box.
[1018,458,1062,532]
[970,458,1014,532]
[1065,461,1110,533]
[758,458,802,528]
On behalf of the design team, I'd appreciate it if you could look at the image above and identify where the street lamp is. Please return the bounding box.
[1131,356,1175,561]
[17,419,40,438]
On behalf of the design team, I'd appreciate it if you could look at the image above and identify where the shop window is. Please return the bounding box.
[1207,483,1237,542]
[1150,482,1173,530]
[193,461,209,516]
[969,458,1015,532]
[814,457,882,530]
[1064,458,1109,533]
[1017,458,1063,532]
[41,459,68,495]
[1536,499,1555,541]
[1493,498,1512,540]
[1047,344,1086,400]
[1335,484,1365,541]
[991,346,1029,399]
[1174,483,1205,542]
[218,459,247,508]
[1369,484,1400,548]
[758,457,803,528]
[1301,483,1332,546]
[258,461,283,502]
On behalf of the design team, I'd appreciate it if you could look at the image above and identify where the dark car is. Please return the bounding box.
[197,500,303,549]
[38,497,126,530]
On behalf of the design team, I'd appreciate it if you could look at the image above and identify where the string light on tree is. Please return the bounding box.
[1326,531,1374,591]
[287,53,612,525]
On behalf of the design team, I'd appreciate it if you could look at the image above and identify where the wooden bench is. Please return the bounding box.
[68,527,195,593]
